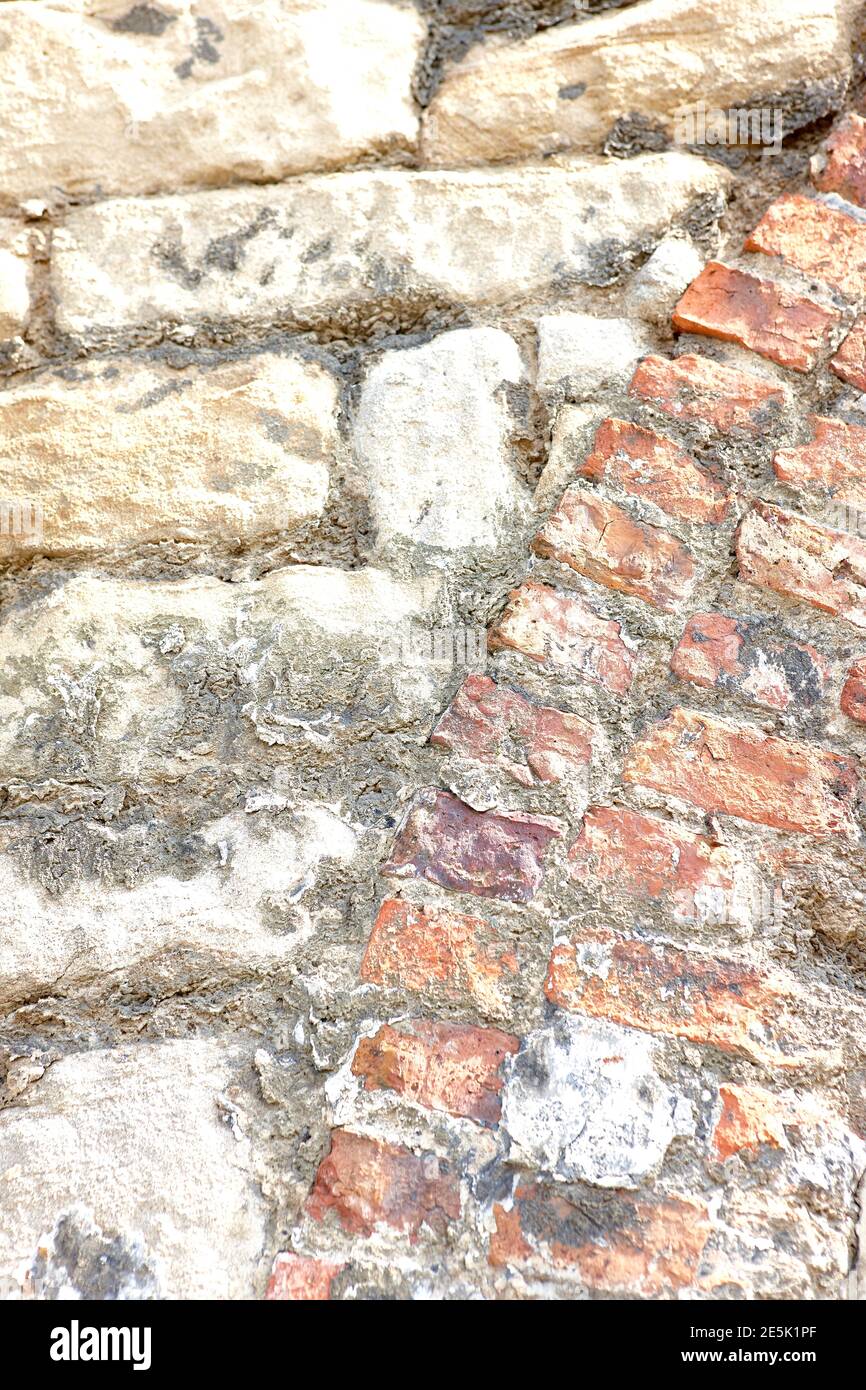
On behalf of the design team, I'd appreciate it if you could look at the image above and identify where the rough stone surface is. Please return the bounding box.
[501,1014,694,1187]
[0,222,32,339]
[0,0,425,206]
[51,154,729,345]
[352,327,530,569]
[0,1039,269,1299]
[0,351,340,556]
[422,0,860,167]
[536,313,652,401]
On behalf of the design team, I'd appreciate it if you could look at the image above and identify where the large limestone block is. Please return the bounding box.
[0,352,339,557]
[0,564,444,784]
[422,0,861,166]
[0,0,423,207]
[0,1040,268,1298]
[0,804,360,1009]
[353,327,531,568]
[51,155,730,345]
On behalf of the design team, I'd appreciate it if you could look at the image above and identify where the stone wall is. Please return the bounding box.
[1,0,866,1301]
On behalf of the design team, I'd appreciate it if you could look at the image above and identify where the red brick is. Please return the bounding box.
[489,1181,710,1295]
[774,415,866,506]
[545,927,810,1067]
[830,315,866,391]
[737,500,866,629]
[629,352,786,435]
[671,612,828,713]
[306,1130,460,1240]
[744,193,866,299]
[351,1018,519,1124]
[265,1252,345,1301]
[568,804,735,911]
[672,261,840,373]
[533,488,697,612]
[488,580,635,694]
[712,1084,792,1161]
[430,673,597,787]
[622,705,860,839]
[579,417,729,524]
[382,789,562,904]
[812,112,866,208]
[361,898,519,1020]
[841,658,866,722]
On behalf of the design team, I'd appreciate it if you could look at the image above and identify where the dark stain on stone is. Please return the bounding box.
[112,4,176,36]
[28,1211,159,1300]
[203,208,276,274]
[175,16,225,79]
[301,238,334,265]
[115,378,192,413]
[518,1181,639,1251]
[559,82,586,100]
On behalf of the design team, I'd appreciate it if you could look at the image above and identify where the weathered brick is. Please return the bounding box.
[671,612,828,712]
[672,261,839,372]
[306,1130,460,1240]
[629,352,786,436]
[533,489,697,612]
[622,705,860,838]
[545,928,815,1067]
[579,418,729,523]
[382,790,562,904]
[744,193,866,299]
[774,415,866,506]
[265,1252,345,1301]
[841,659,866,722]
[737,500,866,628]
[430,674,596,787]
[489,1181,710,1296]
[351,1019,519,1124]
[568,805,736,914]
[812,112,866,207]
[360,899,519,1020]
[712,1084,793,1160]
[830,315,866,391]
[488,580,636,695]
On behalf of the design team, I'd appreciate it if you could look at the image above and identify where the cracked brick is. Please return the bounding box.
[672,261,840,372]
